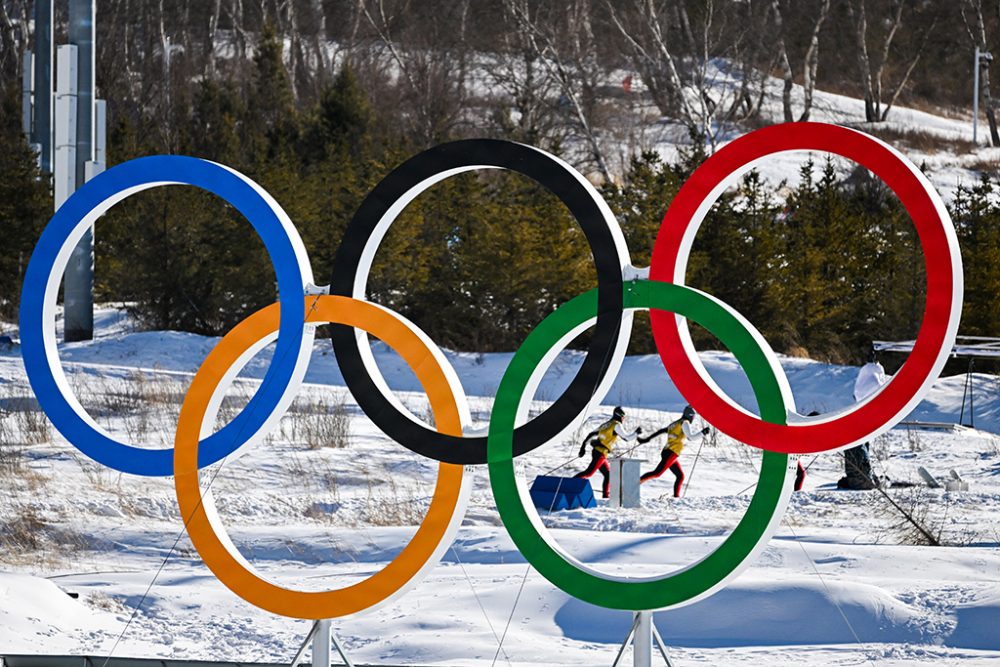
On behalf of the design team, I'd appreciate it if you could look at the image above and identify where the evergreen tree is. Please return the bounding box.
[0,97,52,321]
[953,175,1000,336]
[689,170,784,351]
[245,23,299,165]
[601,151,685,353]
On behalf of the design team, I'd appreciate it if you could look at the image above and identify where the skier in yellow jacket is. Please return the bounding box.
[639,405,709,497]
[574,406,641,499]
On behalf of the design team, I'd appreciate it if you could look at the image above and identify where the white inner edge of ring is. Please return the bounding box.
[349,146,634,443]
[41,163,316,458]
[511,301,797,610]
[193,321,473,617]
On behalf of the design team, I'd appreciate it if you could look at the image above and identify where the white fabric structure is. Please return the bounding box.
[854,362,889,402]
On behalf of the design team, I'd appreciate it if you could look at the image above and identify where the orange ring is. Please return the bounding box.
[174,296,468,619]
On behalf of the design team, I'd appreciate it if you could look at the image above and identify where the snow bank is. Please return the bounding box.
[554,576,927,648]
[947,587,1000,650]
[0,573,120,648]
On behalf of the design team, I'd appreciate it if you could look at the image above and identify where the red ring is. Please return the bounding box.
[649,123,961,454]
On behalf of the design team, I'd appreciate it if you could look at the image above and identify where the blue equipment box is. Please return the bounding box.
[529,475,597,511]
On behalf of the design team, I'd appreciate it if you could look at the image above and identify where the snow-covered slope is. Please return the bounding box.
[1,312,998,665]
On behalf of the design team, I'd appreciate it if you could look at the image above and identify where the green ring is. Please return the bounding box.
[487,280,795,610]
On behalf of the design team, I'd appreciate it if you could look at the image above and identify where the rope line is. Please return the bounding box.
[450,544,513,667]
[490,458,574,666]
[99,295,324,667]
[782,513,877,667]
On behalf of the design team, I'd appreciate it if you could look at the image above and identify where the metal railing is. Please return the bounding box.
[0,656,434,667]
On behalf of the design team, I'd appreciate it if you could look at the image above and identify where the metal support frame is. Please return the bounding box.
[32,0,53,173]
[875,336,1000,431]
[22,53,33,139]
[959,358,976,428]
[289,620,355,667]
[611,611,674,667]
[63,0,97,343]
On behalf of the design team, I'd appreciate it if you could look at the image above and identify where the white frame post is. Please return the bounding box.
[634,610,652,667]
[54,45,78,211]
[974,47,981,144]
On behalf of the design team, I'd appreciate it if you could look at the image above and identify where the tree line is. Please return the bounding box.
[0,2,999,365]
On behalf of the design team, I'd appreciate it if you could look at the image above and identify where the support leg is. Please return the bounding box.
[652,624,676,667]
[290,621,319,667]
[633,610,652,667]
[312,619,331,667]
[331,631,356,667]
[611,615,640,667]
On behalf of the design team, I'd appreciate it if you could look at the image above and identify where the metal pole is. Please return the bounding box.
[70,0,96,187]
[64,0,97,343]
[53,45,78,210]
[969,359,975,429]
[312,619,331,667]
[974,47,980,144]
[634,611,652,667]
[32,0,53,174]
[21,53,33,139]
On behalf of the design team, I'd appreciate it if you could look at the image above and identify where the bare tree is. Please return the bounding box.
[771,0,831,122]
[205,0,223,77]
[846,0,935,123]
[358,0,472,146]
[308,0,331,78]
[962,0,1000,145]
[606,0,690,120]
[607,0,771,150]
[485,9,560,146]
[224,0,252,67]
[505,0,613,180]
[728,1,774,122]
[0,0,30,92]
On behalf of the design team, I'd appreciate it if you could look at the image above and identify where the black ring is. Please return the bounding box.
[330,139,628,465]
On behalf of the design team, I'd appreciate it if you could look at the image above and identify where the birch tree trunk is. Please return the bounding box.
[798,0,831,122]
[965,0,1000,145]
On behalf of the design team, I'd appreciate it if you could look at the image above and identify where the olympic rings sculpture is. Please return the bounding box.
[19,123,962,619]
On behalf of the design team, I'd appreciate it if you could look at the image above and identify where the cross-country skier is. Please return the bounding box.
[639,405,709,498]
[574,406,641,499]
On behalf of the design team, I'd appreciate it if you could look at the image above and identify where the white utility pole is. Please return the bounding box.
[54,45,78,210]
[974,47,981,144]
[634,611,653,667]
[973,47,995,144]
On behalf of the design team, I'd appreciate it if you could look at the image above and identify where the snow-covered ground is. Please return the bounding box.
[2,72,999,665]
[1,307,999,666]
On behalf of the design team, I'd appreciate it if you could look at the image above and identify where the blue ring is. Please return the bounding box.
[19,156,308,476]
